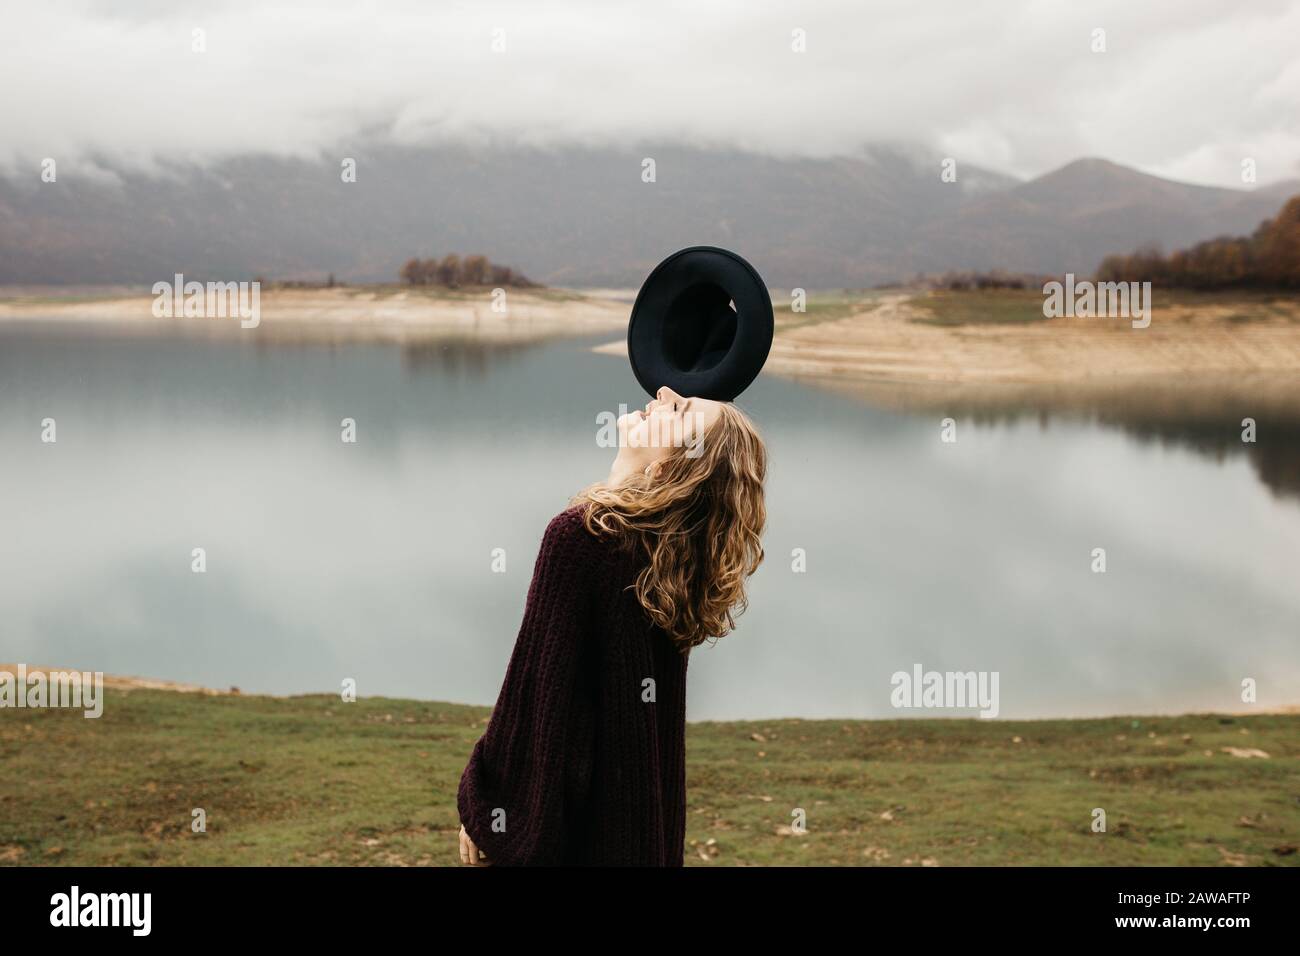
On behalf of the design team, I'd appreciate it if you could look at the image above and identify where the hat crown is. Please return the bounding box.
[627,246,773,401]
[663,284,737,374]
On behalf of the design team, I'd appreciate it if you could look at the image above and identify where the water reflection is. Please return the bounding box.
[400,338,543,379]
[1,323,1297,719]
[812,374,1300,502]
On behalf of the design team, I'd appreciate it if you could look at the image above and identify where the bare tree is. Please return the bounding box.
[461,254,489,286]
[437,254,462,288]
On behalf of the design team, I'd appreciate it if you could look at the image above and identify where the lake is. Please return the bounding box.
[2,321,1298,720]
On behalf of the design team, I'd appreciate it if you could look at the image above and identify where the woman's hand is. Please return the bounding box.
[459,824,491,866]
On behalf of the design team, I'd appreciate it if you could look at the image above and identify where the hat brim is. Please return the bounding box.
[627,246,773,401]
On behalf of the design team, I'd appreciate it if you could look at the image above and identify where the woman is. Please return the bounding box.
[457,385,767,866]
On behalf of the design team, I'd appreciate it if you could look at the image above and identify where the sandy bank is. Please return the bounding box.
[595,291,1300,385]
[0,286,630,346]
[771,293,1300,384]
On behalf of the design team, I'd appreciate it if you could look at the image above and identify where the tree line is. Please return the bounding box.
[1096,195,1300,290]
[399,254,538,288]
[911,270,1047,291]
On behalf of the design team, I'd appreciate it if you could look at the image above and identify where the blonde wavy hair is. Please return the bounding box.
[571,402,767,653]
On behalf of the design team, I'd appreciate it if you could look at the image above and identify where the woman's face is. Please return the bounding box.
[616,386,725,472]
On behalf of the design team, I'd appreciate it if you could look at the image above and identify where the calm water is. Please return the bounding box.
[2,321,1298,720]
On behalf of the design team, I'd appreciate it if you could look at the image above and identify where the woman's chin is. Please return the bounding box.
[617,419,644,445]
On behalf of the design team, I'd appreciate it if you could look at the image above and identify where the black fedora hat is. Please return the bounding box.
[627,246,773,401]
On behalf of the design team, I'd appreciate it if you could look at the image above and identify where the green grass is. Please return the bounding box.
[907,288,1300,327]
[1154,288,1299,310]
[2,689,1296,866]
[907,289,1052,326]
[774,290,888,332]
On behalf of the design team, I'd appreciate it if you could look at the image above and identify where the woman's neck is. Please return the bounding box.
[607,457,642,489]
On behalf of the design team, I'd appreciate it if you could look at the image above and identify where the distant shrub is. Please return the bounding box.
[913,270,1047,291]
[399,254,538,288]
[1096,195,1300,290]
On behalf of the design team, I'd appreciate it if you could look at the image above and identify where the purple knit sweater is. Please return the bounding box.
[457,504,689,866]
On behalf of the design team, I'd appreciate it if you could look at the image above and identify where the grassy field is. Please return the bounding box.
[907,288,1055,325]
[773,290,889,332]
[906,287,1300,327]
[2,688,1297,867]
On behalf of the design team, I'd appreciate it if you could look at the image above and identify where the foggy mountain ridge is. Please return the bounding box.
[0,145,1292,289]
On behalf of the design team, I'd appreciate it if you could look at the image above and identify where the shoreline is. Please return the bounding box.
[0,285,631,346]
[6,664,1295,720]
[592,289,1300,392]
[768,291,1300,385]
[6,285,1300,392]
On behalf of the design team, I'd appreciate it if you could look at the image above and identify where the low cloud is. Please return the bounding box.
[3,0,1298,186]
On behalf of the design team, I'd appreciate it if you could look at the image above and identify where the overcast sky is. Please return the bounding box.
[3,0,1298,187]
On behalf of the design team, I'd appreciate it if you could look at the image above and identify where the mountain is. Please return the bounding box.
[0,147,1290,288]
[910,158,1298,277]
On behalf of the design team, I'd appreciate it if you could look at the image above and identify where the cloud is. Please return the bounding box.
[3,0,1298,186]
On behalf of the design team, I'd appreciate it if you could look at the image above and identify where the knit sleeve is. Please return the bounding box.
[457,507,598,866]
